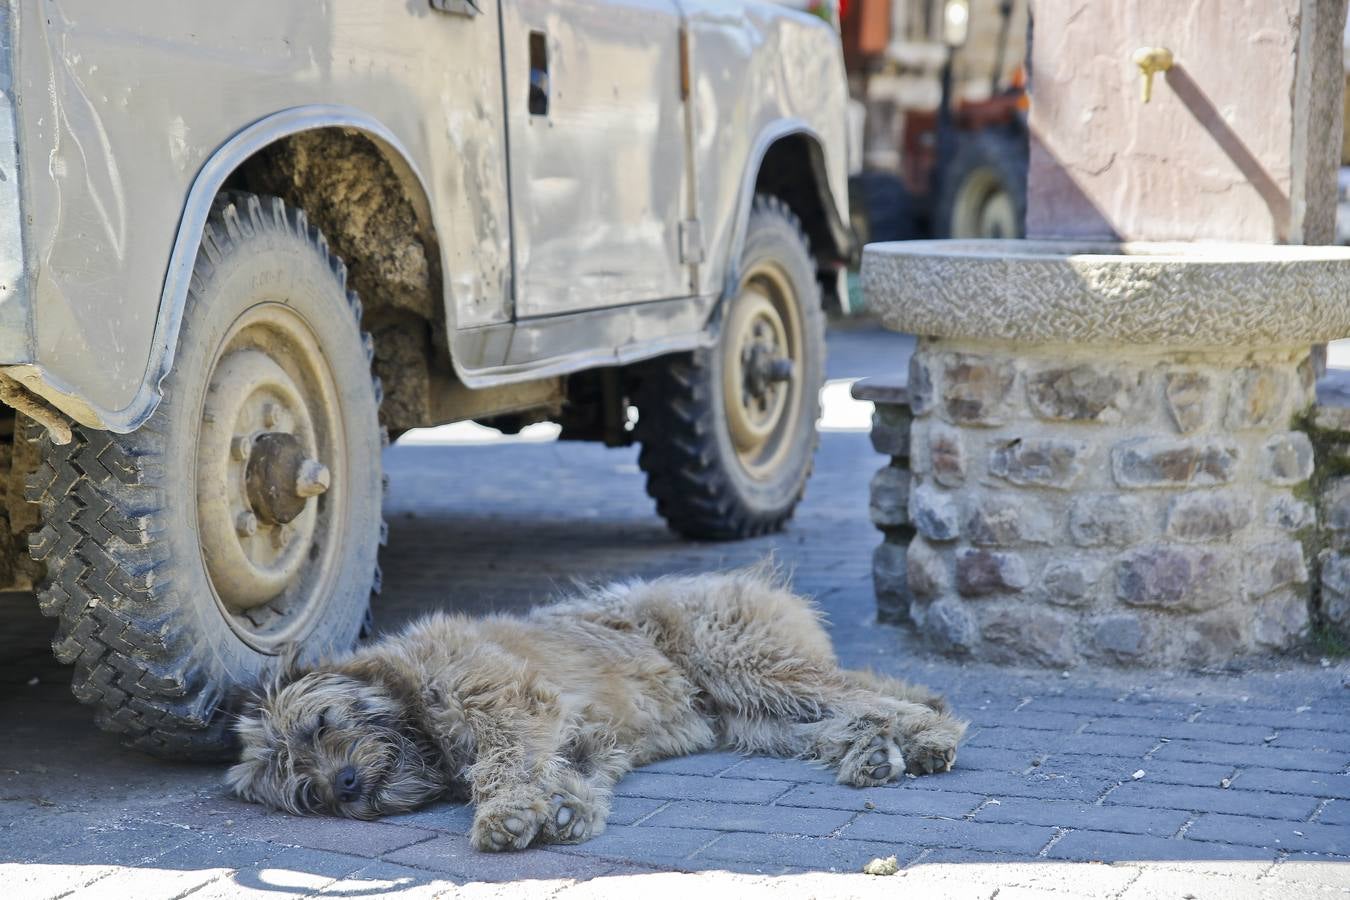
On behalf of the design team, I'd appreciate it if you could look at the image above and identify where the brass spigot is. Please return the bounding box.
[1132,47,1173,103]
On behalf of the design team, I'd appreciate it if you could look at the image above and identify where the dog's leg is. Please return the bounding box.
[840,668,951,715]
[469,756,620,851]
[794,683,965,785]
[715,677,965,786]
[451,677,577,851]
[648,571,965,784]
[463,715,623,851]
[475,741,624,848]
[469,773,554,852]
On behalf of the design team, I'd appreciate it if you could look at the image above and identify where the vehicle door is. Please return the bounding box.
[499,0,692,318]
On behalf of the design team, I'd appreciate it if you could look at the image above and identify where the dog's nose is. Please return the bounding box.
[335,766,362,803]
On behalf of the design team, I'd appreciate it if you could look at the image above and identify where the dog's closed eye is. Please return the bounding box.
[303,708,333,743]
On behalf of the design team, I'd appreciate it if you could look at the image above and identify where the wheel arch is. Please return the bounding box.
[723,124,855,313]
[121,105,444,434]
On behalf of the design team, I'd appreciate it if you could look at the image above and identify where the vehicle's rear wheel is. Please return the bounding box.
[637,195,825,540]
[935,130,1027,239]
[848,170,923,245]
[27,193,383,759]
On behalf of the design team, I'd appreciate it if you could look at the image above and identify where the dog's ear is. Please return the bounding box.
[333,656,422,709]
[223,657,308,744]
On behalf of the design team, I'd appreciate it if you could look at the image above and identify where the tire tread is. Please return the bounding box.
[636,195,823,540]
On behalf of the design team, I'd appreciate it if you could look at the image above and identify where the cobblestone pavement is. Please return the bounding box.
[2,323,1349,899]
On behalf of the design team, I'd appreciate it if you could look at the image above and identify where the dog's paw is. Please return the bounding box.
[902,722,962,775]
[471,798,549,852]
[540,791,598,844]
[839,734,905,787]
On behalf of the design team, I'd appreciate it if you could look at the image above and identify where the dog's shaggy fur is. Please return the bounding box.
[227,568,967,851]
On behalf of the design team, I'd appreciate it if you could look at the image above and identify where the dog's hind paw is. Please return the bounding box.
[840,734,905,787]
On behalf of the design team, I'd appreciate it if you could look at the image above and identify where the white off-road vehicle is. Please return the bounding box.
[0,1,853,756]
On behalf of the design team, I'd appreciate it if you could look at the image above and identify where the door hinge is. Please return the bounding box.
[679,220,705,265]
[430,0,481,16]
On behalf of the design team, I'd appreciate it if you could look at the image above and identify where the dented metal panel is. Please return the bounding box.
[6,0,512,429]
[680,1,850,296]
[0,3,31,362]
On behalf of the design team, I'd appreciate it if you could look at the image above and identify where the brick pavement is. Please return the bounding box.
[1,323,1348,899]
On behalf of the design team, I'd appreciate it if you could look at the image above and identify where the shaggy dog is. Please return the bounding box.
[227,568,967,851]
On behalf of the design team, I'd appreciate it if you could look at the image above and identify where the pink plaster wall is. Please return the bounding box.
[1026,0,1306,243]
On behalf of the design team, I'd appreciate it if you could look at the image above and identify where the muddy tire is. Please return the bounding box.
[935,129,1027,239]
[636,195,825,540]
[27,194,384,760]
[849,170,923,245]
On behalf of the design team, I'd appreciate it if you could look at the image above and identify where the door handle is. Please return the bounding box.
[430,0,481,16]
[528,31,549,116]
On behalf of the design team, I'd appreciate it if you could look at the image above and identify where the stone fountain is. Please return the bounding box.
[861,240,1350,666]
[858,0,1350,666]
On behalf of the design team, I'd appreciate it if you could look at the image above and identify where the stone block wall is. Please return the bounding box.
[1308,406,1350,639]
[867,339,1318,668]
[861,381,914,624]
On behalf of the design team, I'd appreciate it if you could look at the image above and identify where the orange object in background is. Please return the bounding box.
[842,0,890,68]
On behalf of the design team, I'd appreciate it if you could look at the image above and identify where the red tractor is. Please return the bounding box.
[844,0,1029,243]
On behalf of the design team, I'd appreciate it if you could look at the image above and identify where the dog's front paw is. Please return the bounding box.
[471,797,549,852]
[902,721,962,775]
[541,791,599,844]
[839,734,905,787]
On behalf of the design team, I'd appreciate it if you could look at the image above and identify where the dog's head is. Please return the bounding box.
[226,665,446,819]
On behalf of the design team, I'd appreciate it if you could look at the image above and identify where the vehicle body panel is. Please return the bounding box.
[5,0,512,427]
[682,0,851,297]
[0,4,31,363]
[0,0,850,431]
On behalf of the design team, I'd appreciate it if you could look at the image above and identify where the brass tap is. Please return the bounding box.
[1132,47,1174,103]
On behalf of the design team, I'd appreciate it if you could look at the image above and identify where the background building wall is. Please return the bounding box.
[1026,0,1345,244]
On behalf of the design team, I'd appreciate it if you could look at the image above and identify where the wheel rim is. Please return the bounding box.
[722,262,804,479]
[951,167,1017,239]
[977,187,1018,239]
[196,303,348,653]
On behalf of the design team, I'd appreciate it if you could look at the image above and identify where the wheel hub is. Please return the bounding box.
[721,269,803,479]
[742,341,793,401]
[245,432,331,526]
[197,343,334,614]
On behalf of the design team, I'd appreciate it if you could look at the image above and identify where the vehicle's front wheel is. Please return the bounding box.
[28,194,384,759]
[637,195,825,540]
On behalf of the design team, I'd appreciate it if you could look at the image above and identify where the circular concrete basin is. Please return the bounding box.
[862,239,1350,347]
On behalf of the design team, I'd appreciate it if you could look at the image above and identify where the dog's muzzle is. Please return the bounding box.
[335,765,363,803]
